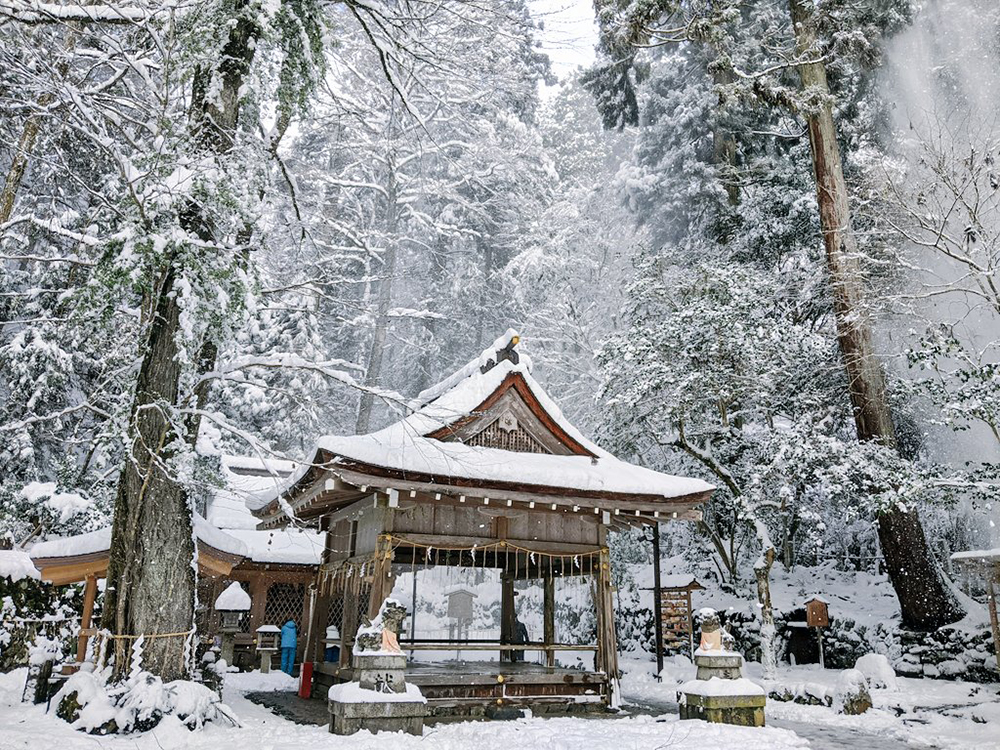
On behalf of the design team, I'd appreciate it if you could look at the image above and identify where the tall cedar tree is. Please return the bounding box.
[585,0,965,630]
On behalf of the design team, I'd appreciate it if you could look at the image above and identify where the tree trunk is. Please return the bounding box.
[754,547,777,680]
[101,4,260,680]
[103,262,195,680]
[788,0,965,630]
[355,161,398,434]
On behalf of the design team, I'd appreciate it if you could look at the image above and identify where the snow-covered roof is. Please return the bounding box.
[30,527,111,559]
[207,455,297,530]
[30,514,248,561]
[222,529,323,565]
[249,330,714,517]
[804,594,830,605]
[660,574,703,590]
[0,550,41,582]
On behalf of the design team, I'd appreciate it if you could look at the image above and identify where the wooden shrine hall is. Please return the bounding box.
[249,330,714,715]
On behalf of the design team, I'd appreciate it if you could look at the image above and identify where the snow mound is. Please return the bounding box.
[54,668,239,733]
[0,550,40,581]
[679,677,765,698]
[328,681,426,704]
[855,652,898,691]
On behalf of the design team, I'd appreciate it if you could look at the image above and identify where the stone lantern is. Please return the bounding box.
[256,625,281,673]
[214,582,251,666]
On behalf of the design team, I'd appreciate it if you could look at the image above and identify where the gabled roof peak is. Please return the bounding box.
[410,329,530,410]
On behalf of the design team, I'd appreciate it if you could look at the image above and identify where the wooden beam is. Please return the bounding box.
[387,532,604,557]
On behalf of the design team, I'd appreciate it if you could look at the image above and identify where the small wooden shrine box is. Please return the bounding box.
[804,596,829,628]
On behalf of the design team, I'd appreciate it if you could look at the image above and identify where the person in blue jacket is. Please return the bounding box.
[280,619,297,675]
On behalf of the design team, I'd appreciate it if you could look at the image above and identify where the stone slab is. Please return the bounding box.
[329,697,426,736]
[680,702,765,727]
[682,692,766,710]
[694,654,744,669]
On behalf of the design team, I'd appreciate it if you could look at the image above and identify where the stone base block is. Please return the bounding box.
[680,692,765,728]
[695,653,744,681]
[329,698,426,736]
[354,653,408,694]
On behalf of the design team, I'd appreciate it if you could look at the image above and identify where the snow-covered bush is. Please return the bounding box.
[55,667,238,734]
[855,653,899,690]
[0,566,81,671]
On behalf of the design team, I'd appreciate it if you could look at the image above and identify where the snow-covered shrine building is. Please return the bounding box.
[29,455,323,671]
[250,331,714,714]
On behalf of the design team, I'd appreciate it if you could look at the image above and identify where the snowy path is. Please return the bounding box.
[623,696,926,750]
[1,666,997,749]
[0,669,809,750]
[620,657,1000,750]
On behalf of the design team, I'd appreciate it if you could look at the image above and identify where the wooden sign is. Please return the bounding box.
[805,597,829,628]
[659,588,696,654]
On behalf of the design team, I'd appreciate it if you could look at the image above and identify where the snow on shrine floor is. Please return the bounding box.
[1,663,998,749]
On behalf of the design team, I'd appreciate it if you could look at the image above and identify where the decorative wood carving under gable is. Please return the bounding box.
[427,373,594,456]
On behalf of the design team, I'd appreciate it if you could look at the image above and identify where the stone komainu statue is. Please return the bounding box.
[355,599,408,653]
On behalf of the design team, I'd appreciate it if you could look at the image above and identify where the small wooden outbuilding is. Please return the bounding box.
[951,547,1000,670]
[249,331,714,714]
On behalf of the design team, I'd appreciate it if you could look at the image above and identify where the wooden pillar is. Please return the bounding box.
[300,582,317,662]
[988,577,1000,671]
[340,579,359,668]
[312,593,332,662]
[595,548,619,705]
[543,573,555,668]
[76,574,98,663]
[500,573,515,663]
[651,523,664,676]
[248,575,268,631]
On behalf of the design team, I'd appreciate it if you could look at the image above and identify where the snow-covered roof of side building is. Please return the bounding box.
[223,529,323,565]
[207,454,298,530]
[249,330,714,527]
[31,514,248,562]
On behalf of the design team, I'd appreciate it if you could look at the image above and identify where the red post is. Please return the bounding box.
[298,661,313,699]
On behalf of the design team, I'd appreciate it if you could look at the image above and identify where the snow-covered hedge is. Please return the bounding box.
[55,667,238,734]
[0,573,80,671]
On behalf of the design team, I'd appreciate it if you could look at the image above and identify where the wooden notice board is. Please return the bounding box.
[659,580,703,657]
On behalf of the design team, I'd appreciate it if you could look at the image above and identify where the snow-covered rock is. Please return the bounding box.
[833,668,872,715]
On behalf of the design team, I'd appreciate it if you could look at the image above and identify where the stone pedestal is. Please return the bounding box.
[695,652,743,680]
[355,653,407,694]
[680,651,765,728]
[679,691,766,727]
[329,696,426,736]
[328,652,426,736]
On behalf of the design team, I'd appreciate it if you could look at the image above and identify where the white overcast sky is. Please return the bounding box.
[529,0,598,83]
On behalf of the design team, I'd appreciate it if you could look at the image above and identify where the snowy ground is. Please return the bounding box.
[0,667,806,750]
[622,655,1000,750]
[0,659,997,749]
